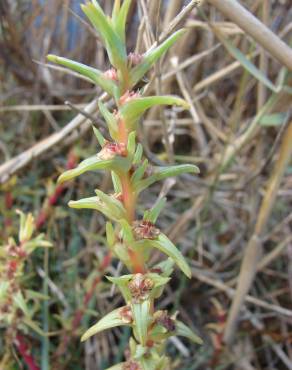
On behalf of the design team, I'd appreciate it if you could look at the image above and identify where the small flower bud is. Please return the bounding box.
[128,52,143,67]
[97,142,127,160]
[132,220,160,240]
[123,360,141,370]
[119,305,133,324]
[119,91,140,105]
[128,273,154,302]
[103,68,118,81]
[154,310,176,332]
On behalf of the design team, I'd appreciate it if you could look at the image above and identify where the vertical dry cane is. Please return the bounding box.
[48,1,202,369]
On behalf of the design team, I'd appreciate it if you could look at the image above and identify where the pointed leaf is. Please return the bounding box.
[57,155,131,184]
[92,126,106,146]
[119,219,134,243]
[131,158,149,184]
[143,197,166,223]
[69,195,126,222]
[81,307,129,341]
[134,233,191,278]
[130,29,186,86]
[114,0,132,43]
[98,101,119,140]
[13,291,30,317]
[120,96,189,130]
[127,131,136,155]
[47,55,117,96]
[112,0,121,21]
[133,143,143,164]
[95,189,126,217]
[111,171,122,193]
[106,275,132,302]
[135,164,199,193]
[132,300,151,346]
[106,222,115,247]
[175,320,203,344]
[82,2,127,71]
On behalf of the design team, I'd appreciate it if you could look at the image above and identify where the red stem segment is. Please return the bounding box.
[14,334,40,370]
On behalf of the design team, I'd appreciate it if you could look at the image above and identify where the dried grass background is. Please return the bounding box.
[0,0,292,369]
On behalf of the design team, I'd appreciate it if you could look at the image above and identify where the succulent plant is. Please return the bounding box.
[0,211,52,368]
[48,1,201,368]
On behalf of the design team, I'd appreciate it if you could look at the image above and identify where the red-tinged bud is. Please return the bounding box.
[5,192,13,209]
[128,52,143,66]
[98,142,127,160]
[7,260,18,279]
[7,244,27,259]
[128,273,154,302]
[154,310,176,332]
[132,220,160,240]
[113,192,123,202]
[123,360,141,370]
[104,68,118,81]
[119,305,133,324]
[119,90,140,105]
[146,339,154,347]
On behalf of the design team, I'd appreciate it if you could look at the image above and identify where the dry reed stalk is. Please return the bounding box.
[223,121,292,344]
[206,0,292,70]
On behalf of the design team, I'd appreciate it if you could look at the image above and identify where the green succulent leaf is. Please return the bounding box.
[57,155,131,184]
[81,2,127,72]
[112,0,121,21]
[127,131,136,155]
[0,281,9,301]
[113,242,133,269]
[95,189,126,216]
[120,95,189,131]
[130,29,186,86]
[98,101,119,140]
[135,163,199,193]
[143,197,166,223]
[175,320,203,344]
[133,143,143,164]
[153,258,174,278]
[81,306,129,341]
[111,171,122,193]
[106,221,116,247]
[132,300,151,346]
[92,126,106,146]
[24,234,53,254]
[119,219,134,243]
[131,158,149,184]
[106,275,132,302]
[47,55,117,96]
[69,193,126,222]
[133,233,191,278]
[114,0,132,43]
[13,291,30,317]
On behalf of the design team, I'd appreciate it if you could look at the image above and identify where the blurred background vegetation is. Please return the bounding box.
[0,0,291,369]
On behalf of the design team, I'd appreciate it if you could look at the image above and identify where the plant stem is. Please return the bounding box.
[15,334,40,370]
